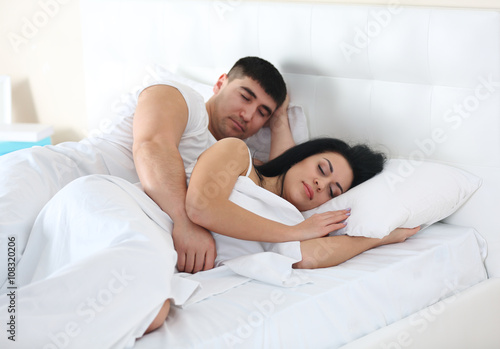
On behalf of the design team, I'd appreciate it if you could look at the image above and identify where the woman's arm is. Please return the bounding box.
[186,138,343,243]
[293,227,421,269]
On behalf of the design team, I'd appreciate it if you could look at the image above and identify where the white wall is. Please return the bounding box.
[276,0,500,7]
[1,0,499,143]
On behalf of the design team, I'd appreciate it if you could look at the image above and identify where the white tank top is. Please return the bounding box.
[244,146,253,177]
[86,80,216,180]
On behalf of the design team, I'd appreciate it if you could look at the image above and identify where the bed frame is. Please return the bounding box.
[80,0,500,347]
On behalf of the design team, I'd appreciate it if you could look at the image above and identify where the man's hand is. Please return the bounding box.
[268,94,290,133]
[172,217,217,273]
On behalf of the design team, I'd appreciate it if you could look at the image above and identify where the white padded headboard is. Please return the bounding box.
[80,0,500,277]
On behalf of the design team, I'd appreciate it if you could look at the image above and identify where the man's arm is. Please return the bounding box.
[268,95,295,160]
[133,85,216,273]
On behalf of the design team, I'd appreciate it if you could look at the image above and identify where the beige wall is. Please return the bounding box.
[1,0,499,144]
[0,0,85,143]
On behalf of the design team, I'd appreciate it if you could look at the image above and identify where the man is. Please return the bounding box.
[0,56,291,285]
[133,57,291,273]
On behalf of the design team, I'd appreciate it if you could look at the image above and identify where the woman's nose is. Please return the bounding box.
[314,179,324,191]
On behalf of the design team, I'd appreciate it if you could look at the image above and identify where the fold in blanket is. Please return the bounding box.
[0,174,309,348]
[1,175,198,348]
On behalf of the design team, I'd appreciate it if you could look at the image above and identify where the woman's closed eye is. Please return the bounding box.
[323,185,332,198]
[318,164,326,175]
[318,165,335,198]
[319,162,343,198]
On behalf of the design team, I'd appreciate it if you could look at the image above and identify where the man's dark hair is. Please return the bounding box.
[227,56,287,110]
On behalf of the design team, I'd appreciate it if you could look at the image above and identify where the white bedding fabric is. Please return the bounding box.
[0,173,309,348]
[0,138,140,287]
[134,223,487,349]
[0,151,488,348]
[0,175,197,348]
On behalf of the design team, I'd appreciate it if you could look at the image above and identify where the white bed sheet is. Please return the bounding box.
[134,223,487,349]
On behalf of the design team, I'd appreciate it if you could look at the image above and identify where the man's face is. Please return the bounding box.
[207,74,278,140]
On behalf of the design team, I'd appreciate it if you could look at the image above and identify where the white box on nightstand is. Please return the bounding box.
[0,123,54,155]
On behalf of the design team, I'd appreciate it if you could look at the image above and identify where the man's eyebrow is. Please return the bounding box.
[241,86,273,115]
[241,86,257,99]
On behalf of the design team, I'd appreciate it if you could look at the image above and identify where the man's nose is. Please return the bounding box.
[240,105,254,122]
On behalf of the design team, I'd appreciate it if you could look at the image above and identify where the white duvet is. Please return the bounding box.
[0,174,308,348]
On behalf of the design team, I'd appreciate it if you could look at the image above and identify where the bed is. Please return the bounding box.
[37,0,500,347]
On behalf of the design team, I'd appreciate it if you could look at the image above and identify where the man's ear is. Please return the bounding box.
[213,73,228,94]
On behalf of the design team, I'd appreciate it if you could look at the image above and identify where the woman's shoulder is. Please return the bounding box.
[216,137,246,147]
[212,137,249,156]
[196,137,252,177]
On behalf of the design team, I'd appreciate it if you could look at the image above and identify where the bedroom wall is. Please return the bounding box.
[0,0,85,144]
[1,0,499,143]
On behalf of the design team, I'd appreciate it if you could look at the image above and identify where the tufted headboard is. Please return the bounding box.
[80,0,500,277]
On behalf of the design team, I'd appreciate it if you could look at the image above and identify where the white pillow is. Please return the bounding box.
[301,159,482,238]
[146,64,214,101]
[245,104,309,162]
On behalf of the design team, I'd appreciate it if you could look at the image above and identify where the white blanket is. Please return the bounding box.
[133,223,488,349]
[0,174,308,348]
[0,175,197,348]
[179,176,310,307]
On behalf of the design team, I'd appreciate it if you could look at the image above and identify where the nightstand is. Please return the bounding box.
[0,123,54,155]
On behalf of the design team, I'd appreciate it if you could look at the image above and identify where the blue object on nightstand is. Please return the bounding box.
[0,123,53,155]
[0,137,52,156]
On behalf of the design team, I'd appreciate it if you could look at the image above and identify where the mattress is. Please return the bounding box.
[133,223,487,349]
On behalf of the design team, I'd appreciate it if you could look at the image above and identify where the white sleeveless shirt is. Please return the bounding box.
[86,80,216,181]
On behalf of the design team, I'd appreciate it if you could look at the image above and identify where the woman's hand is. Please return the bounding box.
[379,226,421,246]
[290,209,350,241]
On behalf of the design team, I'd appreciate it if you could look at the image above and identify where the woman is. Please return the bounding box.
[186,137,420,269]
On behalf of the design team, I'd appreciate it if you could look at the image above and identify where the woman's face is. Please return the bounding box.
[282,152,354,211]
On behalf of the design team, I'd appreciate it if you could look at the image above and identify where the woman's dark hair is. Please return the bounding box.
[227,56,287,109]
[254,137,386,194]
